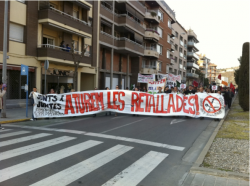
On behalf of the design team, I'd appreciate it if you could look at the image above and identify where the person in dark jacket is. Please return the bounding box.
[222,88,229,107]
[164,86,171,93]
[184,85,195,95]
[227,88,234,109]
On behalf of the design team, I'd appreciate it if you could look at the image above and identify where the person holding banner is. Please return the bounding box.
[158,87,164,93]
[184,85,195,95]
[105,87,111,116]
[164,87,171,94]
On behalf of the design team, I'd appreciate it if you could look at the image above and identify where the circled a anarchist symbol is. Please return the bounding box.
[202,96,221,113]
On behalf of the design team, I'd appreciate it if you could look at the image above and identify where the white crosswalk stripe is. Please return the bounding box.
[0,133,52,147]
[0,129,13,133]
[0,136,76,161]
[0,140,102,182]
[0,131,31,139]
[30,145,133,186]
[102,151,168,186]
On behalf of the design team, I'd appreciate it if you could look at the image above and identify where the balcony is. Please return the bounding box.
[144,47,159,58]
[144,30,159,42]
[180,40,184,47]
[187,41,199,51]
[179,64,183,69]
[187,62,199,69]
[114,13,145,34]
[187,52,199,60]
[186,73,199,78]
[179,52,183,58]
[170,58,175,64]
[145,10,160,24]
[38,8,92,36]
[100,3,113,20]
[140,65,158,74]
[170,28,175,38]
[128,1,146,14]
[37,44,91,65]
[171,44,175,51]
[100,31,144,55]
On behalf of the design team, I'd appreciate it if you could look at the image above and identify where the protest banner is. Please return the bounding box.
[147,78,166,94]
[180,84,186,89]
[166,73,181,88]
[33,91,225,119]
[138,73,155,83]
[212,85,218,91]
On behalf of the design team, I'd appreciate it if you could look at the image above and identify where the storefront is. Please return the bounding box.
[41,68,74,94]
[0,64,36,99]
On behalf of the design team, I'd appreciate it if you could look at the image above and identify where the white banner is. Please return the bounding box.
[180,84,186,89]
[33,91,225,119]
[147,78,166,94]
[138,73,155,83]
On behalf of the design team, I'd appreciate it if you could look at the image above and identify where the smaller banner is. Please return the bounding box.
[138,73,155,83]
[212,85,218,91]
[147,78,166,94]
[180,84,186,89]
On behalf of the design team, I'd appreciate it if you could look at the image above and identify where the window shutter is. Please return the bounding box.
[9,23,24,42]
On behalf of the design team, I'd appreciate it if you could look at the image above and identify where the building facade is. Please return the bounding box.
[98,0,176,89]
[198,54,210,78]
[171,21,187,83]
[207,63,217,84]
[186,29,199,86]
[216,66,239,87]
[0,0,98,104]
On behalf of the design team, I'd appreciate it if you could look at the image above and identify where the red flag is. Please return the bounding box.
[193,80,198,87]
[218,74,221,80]
[230,83,235,92]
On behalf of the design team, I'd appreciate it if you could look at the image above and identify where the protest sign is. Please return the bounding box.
[138,73,155,83]
[147,78,166,94]
[212,85,218,91]
[180,84,186,89]
[33,91,225,119]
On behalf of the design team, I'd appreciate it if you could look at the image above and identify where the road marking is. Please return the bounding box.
[0,136,76,161]
[56,129,86,134]
[0,131,31,139]
[101,118,147,134]
[86,133,185,151]
[0,140,102,182]
[0,129,13,133]
[5,125,185,151]
[43,117,91,128]
[30,145,133,186]
[102,151,168,186]
[110,116,126,120]
[170,119,186,125]
[0,133,52,147]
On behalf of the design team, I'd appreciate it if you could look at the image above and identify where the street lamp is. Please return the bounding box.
[1,0,8,118]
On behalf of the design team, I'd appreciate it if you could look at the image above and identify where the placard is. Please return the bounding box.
[138,73,155,83]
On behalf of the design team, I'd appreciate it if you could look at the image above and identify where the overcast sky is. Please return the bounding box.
[165,0,250,69]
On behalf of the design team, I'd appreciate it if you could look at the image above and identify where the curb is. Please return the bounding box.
[0,118,31,124]
[190,95,249,181]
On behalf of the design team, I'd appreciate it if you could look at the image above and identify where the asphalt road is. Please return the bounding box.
[0,113,217,186]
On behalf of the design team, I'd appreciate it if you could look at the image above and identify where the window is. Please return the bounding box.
[157,61,162,71]
[157,44,162,55]
[166,65,169,73]
[157,27,163,38]
[183,72,186,76]
[169,67,172,73]
[158,10,163,21]
[179,59,182,64]
[142,60,146,68]
[167,35,171,43]
[42,36,54,48]
[178,71,181,75]
[174,69,177,75]
[166,50,170,58]
[73,10,79,19]
[9,23,24,42]
[49,2,57,9]
[180,36,183,41]
[175,56,177,62]
[179,47,183,52]
[150,61,156,68]
[168,20,171,28]
[175,32,179,38]
[175,44,178,50]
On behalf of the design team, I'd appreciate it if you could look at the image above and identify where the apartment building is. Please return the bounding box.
[99,0,175,89]
[171,21,187,83]
[216,66,239,86]
[207,63,217,83]
[197,54,210,78]
[0,0,98,105]
[186,29,199,86]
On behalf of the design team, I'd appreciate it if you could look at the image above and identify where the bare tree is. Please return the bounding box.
[70,42,88,91]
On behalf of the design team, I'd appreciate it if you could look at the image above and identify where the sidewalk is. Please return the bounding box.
[0,106,33,124]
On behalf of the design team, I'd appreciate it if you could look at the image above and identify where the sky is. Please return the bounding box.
[165,0,250,69]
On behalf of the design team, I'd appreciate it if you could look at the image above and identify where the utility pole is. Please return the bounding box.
[1,0,8,118]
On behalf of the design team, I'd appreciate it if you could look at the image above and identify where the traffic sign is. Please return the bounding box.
[44,60,49,70]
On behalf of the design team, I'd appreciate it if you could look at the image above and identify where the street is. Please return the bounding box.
[0,114,217,186]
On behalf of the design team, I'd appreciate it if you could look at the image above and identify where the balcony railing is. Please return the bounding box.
[37,44,91,64]
[144,30,159,41]
[145,10,160,23]
[187,62,199,69]
[186,73,199,78]
[114,13,146,30]
[187,52,199,60]
[142,65,157,69]
[180,40,184,46]
[187,41,198,49]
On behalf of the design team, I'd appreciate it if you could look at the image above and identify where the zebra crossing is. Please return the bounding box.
[0,128,171,186]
